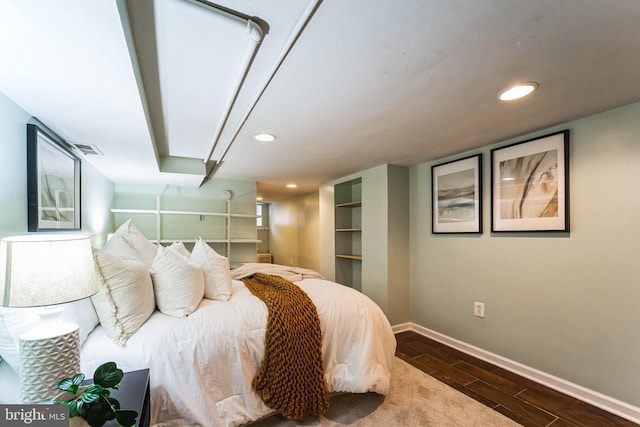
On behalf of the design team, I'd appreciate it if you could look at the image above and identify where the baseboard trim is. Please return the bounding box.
[391,322,640,424]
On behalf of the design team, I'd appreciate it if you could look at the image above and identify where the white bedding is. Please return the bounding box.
[78,277,396,427]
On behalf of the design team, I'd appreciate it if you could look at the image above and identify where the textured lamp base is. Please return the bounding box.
[19,328,80,403]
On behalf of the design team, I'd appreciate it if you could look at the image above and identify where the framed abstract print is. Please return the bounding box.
[432,154,482,234]
[491,130,569,232]
[27,123,81,232]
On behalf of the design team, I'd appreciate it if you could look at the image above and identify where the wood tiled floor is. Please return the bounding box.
[395,331,638,427]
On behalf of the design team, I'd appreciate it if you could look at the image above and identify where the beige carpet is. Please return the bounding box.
[249,357,521,427]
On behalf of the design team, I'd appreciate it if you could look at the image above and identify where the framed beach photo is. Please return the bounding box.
[491,130,569,232]
[432,154,482,234]
[27,124,81,232]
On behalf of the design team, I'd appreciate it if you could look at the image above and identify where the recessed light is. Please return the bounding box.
[286,184,297,188]
[498,82,538,101]
[254,133,276,142]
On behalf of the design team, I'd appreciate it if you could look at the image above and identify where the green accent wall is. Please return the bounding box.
[410,101,640,406]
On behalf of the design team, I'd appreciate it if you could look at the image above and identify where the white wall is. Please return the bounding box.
[270,192,320,270]
[386,164,410,324]
[410,101,640,407]
[0,92,31,237]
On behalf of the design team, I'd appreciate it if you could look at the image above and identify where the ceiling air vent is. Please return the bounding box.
[73,143,103,156]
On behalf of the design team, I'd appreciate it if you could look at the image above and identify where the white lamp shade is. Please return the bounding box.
[0,234,97,307]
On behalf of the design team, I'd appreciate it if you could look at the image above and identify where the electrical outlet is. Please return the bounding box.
[474,301,485,318]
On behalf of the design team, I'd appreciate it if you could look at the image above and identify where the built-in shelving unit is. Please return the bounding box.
[320,164,410,325]
[334,178,362,291]
[111,194,260,262]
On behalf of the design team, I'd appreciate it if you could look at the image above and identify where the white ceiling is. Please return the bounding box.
[1,0,640,202]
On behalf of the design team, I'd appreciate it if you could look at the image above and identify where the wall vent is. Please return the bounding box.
[74,143,103,156]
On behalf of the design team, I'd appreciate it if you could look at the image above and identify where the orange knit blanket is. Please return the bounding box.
[241,273,329,419]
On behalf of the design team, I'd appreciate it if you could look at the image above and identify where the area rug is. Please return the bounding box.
[249,357,521,426]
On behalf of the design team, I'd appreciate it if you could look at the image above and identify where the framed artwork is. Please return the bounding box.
[491,130,569,232]
[432,154,482,233]
[27,124,81,232]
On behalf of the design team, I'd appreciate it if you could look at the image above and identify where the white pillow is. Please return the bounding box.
[189,238,232,301]
[0,307,40,373]
[0,299,98,374]
[168,241,190,258]
[104,219,157,266]
[151,246,204,318]
[60,299,100,345]
[102,233,141,262]
[91,248,156,345]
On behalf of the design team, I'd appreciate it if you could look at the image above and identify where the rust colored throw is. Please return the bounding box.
[241,273,329,419]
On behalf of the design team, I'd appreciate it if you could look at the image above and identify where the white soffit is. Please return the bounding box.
[0,1,154,171]
[154,0,262,162]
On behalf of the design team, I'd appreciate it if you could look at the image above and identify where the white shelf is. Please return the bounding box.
[335,201,362,208]
[111,196,260,260]
[111,208,227,217]
[159,239,228,244]
[336,254,362,260]
[334,178,363,291]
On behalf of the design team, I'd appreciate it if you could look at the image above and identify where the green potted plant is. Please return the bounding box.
[56,361,138,427]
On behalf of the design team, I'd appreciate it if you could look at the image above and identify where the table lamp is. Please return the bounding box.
[0,234,98,403]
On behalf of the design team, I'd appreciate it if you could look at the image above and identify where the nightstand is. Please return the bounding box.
[83,368,150,427]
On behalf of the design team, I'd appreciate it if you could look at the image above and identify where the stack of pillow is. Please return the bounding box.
[92,219,233,345]
[0,219,234,375]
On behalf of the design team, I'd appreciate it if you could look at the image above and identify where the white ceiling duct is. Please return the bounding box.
[120,0,263,179]
[155,0,262,160]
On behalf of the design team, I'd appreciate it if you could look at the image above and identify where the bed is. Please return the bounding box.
[0,221,396,427]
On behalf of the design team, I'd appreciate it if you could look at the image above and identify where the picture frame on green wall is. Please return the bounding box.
[431,154,482,234]
[27,123,81,232]
[491,130,569,232]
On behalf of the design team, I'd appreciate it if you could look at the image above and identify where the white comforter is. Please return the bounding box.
[80,277,396,427]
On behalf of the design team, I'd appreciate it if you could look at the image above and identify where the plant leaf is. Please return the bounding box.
[108,397,120,411]
[93,362,123,388]
[68,400,80,418]
[58,373,85,392]
[76,399,84,415]
[81,385,104,404]
[115,409,138,427]
[57,361,137,427]
[85,400,112,427]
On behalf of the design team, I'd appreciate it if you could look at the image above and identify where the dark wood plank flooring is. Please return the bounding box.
[395,331,638,427]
